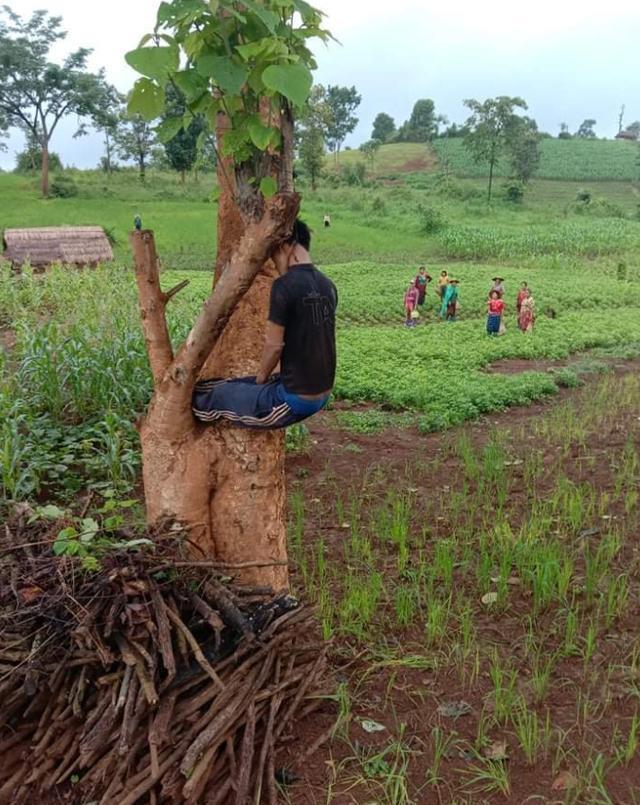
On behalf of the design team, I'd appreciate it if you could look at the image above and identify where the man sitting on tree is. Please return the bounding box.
[192,220,337,429]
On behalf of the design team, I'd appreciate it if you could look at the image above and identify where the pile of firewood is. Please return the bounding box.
[0,521,329,804]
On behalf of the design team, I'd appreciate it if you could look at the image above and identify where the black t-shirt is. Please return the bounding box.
[268,264,338,395]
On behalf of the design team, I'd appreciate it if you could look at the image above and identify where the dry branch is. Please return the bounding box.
[0,522,329,804]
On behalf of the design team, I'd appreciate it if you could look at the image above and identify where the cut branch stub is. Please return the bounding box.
[130,230,173,386]
[157,191,300,412]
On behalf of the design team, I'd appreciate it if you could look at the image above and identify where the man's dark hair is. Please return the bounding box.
[285,219,311,250]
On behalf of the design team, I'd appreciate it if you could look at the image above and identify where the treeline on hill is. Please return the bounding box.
[1,4,639,201]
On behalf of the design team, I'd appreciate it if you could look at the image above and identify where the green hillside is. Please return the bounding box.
[335,138,639,182]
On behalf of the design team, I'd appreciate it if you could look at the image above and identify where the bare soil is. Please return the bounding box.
[280,359,640,804]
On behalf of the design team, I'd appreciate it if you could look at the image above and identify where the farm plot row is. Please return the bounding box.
[168,260,640,326]
[434,138,640,181]
[2,267,640,501]
[335,309,640,429]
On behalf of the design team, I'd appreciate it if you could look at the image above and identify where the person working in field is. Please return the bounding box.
[490,276,505,299]
[443,278,460,321]
[192,220,337,429]
[437,270,448,302]
[518,288,535,333]
[404,280,420,327]
[414,266,432,308]
[516,282,528,316]
[486,290,505,336]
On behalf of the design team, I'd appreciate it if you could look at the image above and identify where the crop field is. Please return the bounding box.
[2,163,640,803]
[433,137,640,182]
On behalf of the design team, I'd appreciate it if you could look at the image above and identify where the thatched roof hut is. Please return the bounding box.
[2,227,114,270]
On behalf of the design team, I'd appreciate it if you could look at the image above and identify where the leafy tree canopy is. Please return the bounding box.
[575,119,597,139]
[371,112,395,143]
[0,5,114,193]
[127,0,331,197]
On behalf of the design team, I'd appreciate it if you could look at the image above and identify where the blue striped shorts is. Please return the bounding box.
[192,375,329,430]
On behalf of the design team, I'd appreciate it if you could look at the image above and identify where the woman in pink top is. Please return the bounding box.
[404,281,420,327]
[486,290,505,336]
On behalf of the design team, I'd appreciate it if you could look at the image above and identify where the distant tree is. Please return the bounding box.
[618,104,626,135]
[160,84,204,182]
[93,87,125,175]
[359,138,381,169]
[558,122,572,140]
[371,112,395,143]
[508,116,540,184]
[575,119,597,139]
[323,85,361,162]
[0,6,112,196]
[298,126,325,190]
[463,95,528,202]
[193,131,217,180]
[621,121,640,141]
[441,122,469,138]
[15,140,63,173]
[397,99,439,142]
[114,115,155,180]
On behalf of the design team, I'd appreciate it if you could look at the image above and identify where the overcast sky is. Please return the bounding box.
[2,0,640,170]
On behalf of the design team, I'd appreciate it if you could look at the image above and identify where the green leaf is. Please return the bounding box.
[127,78,166,121]
[248,118,278,150]
[236,38,288,61]
[239,0,278,33]
[80,518,99,542]
[261,63,313,107]
[196,51,248,95]
[125,46,178,83]
[260,176,277,198]
[156,116,184,143]
[173,68,208,100]
[37,504,66,520]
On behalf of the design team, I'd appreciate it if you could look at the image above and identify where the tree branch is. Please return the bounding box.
[130,230,174,386]
[141,192,299,435]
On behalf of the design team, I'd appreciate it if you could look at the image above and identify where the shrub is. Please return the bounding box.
[575,188,591,204]
[370,196,387,216]
[417,204,445,234]
[504,183,524,203]
[341,162,367,186]
[49,175,79,198]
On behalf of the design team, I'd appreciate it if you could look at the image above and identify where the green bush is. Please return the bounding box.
[49,175,79,198]
[417,204,445,234]
[504,183,524,203]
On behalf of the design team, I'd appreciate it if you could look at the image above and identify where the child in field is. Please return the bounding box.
[414,266,432,307]
[437,270,448,302]
[404,281,420,327]
[487,290,505,336]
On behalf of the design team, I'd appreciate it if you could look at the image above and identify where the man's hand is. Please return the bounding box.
[256,321,285,384]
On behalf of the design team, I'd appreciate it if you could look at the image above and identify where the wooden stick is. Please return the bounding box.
[130,230,174,386]
[165,607,225,691]
[163,279,190,301]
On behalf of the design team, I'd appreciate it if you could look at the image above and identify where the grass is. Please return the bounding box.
[435,137,640,181]
[1,163,640,801]
[288,371,640,802]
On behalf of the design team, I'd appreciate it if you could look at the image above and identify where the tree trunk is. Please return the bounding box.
[139,155,146,181]
[41,144,49,198]
[133,186,298,591]
[180,169,186,184]
[488,154,495,203]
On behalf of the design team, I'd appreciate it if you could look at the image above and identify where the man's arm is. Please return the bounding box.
[256,321,285,384]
